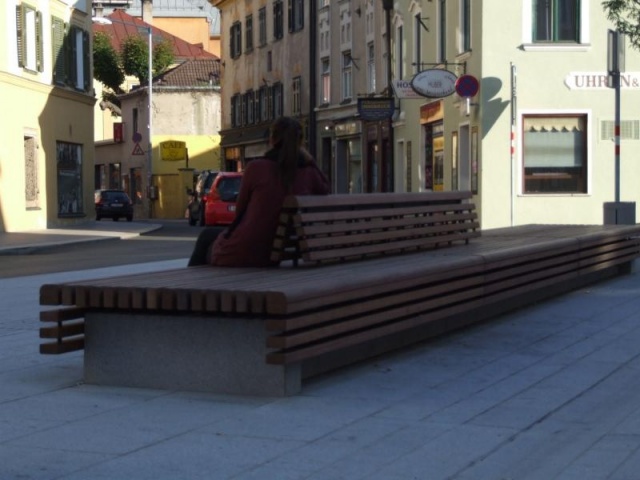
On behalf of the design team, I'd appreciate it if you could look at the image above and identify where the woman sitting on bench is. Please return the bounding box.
[188,116,330,267]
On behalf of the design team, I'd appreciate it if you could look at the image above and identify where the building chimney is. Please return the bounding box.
[142,0,153,25]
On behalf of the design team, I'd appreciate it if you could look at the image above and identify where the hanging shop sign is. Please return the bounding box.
[411,69,458,98]
[357,97,395,121]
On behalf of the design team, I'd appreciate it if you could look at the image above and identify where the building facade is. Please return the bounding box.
[93,9,221,219]
[211,0,313,172]
[1,0,96,232]
[391,0,640,228]
[210,0,640,228]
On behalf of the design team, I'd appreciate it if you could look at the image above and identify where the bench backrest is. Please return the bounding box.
[272,191,480,266]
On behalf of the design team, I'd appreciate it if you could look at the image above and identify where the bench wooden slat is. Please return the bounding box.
[40,338,85,354]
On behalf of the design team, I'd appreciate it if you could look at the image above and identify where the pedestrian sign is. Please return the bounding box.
[132,143,145,156]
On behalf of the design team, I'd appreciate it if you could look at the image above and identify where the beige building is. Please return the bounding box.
[96,58,222,220]
[93,9,221,219]
[391,0,640,228]
[211,0,313,171]
[0,0,96,232]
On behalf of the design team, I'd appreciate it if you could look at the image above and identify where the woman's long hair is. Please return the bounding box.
[269,117,303,191]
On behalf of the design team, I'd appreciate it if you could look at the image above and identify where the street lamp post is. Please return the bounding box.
[145,26,153,219]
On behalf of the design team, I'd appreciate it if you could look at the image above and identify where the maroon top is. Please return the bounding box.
[210,157,329,267]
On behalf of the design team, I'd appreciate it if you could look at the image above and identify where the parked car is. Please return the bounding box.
[204,172,243,226]
[95,190,134,222]
[187,170,219,226]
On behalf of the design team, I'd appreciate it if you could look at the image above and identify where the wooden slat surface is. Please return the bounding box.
[38,223,640,363]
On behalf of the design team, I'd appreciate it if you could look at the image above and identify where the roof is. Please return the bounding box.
[93,9,217,61]
[98,0,221,35]
[154,58,221,88]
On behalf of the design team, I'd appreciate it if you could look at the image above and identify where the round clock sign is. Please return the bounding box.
[410,69,458,98]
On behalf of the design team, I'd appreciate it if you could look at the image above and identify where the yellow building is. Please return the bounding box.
[1,0,95,232]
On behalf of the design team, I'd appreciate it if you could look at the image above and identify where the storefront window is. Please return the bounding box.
[348,139,362,193]
[523,114,587,193]
[57,142,84,216]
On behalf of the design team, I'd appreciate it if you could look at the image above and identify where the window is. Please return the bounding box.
[259,86,269,121]
[460,0,471,52]
[367,43,376,93]
[396,25,404,81]
[230,21,242,58]
[342,52,352,101]
[56,142,84,216]
[292,77,301,116]
[533,0,579,42]
[245,15,253,52]
[414,14,422,75]
[523,114,587,193]
[231,94,241,127]
[438,0,446,62]
[246,90,255,124]
[133,108,139,133]
[288,0,304,33]
[321,57,330,104]
[16,4,43,73]
[70,27,90,91]
[259,7,267,46]
[274,1,284,40]
[273,82,283,118]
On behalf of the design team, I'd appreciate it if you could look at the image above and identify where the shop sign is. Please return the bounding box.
[411,69,458,98]
[335,122,360,136]
[565,71,640,90]
[357,98,395,121]
[160,140,187,161]
[392,79,423,99]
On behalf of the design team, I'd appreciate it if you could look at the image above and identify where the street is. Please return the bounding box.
[0,220,201,279]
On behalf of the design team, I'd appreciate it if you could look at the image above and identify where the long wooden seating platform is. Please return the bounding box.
[38,192,640,396]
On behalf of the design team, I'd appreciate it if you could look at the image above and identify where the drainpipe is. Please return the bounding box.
[309,0,318,159]
[382,0,394,192]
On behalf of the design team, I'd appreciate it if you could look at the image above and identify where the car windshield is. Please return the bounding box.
[103,192,129,202]
[218,177,242,201]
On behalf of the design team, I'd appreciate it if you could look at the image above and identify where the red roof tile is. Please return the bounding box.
[93,9,217,61]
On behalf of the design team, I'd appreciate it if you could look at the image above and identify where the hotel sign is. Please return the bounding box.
[564,71,640,90]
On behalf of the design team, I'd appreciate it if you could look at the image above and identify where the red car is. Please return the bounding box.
[204,172,243,226]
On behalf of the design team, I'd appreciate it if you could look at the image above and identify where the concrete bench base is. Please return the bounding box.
[84,312,301,396]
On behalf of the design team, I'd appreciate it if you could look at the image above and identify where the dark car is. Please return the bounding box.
[187,170,219,226]
[95,190,134,222]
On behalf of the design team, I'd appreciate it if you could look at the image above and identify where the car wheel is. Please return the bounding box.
[126,215,133,222]
[96,215,101,221]
[113,217,119,221]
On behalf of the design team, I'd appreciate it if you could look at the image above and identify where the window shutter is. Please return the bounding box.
[52,17,66,85]
[288,0,293,33]
[16,6,25,68]
[36,11,43,72]
[83,30,90,91]
[68,26,77,87]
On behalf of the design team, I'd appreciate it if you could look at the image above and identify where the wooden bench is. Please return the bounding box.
[39,192,640,396]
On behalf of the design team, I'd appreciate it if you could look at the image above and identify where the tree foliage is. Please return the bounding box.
[93,31,175,93]
[120,35,174,85]
[603,0,640,50]
[93,32,125,94]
